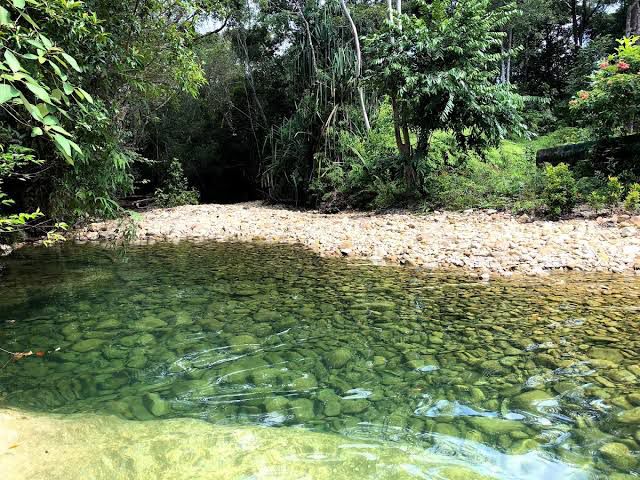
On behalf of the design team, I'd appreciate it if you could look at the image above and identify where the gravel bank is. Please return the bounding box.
[72,202,640,277]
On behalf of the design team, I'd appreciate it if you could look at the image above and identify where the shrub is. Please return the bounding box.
[153,158,199,208]
[541,163,578,218]
[624,183,640,212]
[602,176,625,206]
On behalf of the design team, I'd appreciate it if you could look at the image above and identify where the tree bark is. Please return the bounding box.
[628,0,640,36]
[339,0,371,131]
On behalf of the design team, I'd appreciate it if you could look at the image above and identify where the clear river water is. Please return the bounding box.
[0,242,639,479]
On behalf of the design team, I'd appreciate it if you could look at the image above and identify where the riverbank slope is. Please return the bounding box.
[69,202,640,277]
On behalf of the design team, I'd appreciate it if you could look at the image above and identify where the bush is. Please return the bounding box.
[585,176,625,212]
[624,183,640,212]
[541,163,578,218]
[153,158,200,208]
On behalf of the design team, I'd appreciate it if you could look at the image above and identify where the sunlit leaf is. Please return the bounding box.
[4,50,22,73]
[52,133,74,164]
[24,80,52,103]
[12,0,26,9]
[31,127,43,137]
[0,83,20,104]
[0,7,11,25]
[61,52,81,72]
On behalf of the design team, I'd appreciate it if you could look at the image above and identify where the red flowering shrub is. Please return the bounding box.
[570,36,640,137]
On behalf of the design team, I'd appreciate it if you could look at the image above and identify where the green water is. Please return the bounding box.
[1,242,639,479]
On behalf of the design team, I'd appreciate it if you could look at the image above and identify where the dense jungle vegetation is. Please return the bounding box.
[2,0,640,240]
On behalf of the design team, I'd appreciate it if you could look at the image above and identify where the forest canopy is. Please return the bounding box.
[1,0,640,237]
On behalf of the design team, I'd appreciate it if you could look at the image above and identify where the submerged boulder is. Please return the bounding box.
[598,442,638,470]
[142,393,170,417]
[324,348,352,369]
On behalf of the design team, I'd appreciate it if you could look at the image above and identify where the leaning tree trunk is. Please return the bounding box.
[627,0,640,36]
[339,0,370,132]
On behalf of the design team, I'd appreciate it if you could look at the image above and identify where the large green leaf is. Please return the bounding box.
[52,134,74,164]
[61,53,81,72]
[76,87,93,104]
[18,93,44,122]
[4,51,22,73]
[24,80,52,104]
[12,0,25,9]
[0,6,11,25]
[62,81,74,95]
[0,84,20,104]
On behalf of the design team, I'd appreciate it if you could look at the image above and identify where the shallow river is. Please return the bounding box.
[0,242,639,479]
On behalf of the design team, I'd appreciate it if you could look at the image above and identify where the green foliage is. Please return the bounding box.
[541,163,578,218]
[153,158,199,208]
[586,176,625,211]
[366,0,529,155]
[0,0,92,164]
[569,36,640,137]
[624,183,640,212]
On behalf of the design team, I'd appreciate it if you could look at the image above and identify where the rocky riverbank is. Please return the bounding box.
[70,202,640,277]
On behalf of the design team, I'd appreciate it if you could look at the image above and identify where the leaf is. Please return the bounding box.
[61,53,81,72]
[24,80,52,103]
[31,127,43,137]
[19,93,44,122]
[76,87,93,104]
[52,134,74,164]
[42,114,59,126]
[51,88,64,102]
[0,84,20,104]
[4,51,22,73]
[12,0,25,9]
[0,7,11,25]
[62,81,74,95]
[39,34,53,50]
[48,124,72,136]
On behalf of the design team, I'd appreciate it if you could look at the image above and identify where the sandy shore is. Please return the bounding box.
[70,202,640,277]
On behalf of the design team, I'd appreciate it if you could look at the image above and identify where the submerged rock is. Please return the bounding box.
[324,348,352,369]
[72,339,105,353]
[617,407,640,424]
[599,442,638,470]
[142,393,170,417]
[511,390,557,413]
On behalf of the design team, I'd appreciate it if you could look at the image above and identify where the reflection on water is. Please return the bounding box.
[0,242,639,478]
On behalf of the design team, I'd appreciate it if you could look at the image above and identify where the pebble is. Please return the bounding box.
[68,202,640,277]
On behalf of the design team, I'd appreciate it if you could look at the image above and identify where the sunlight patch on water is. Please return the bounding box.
[0,409,590,480]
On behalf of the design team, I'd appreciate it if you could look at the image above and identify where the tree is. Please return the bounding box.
[366,0,529,185]
[628,0,640,36]
[569,35,640,136]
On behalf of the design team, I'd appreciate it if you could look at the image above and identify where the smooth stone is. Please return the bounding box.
[511,390,557,413]
[291,374,318,391]
[340,399,369,414]
[264,396,289,413]
[72,339,105,353]
[142,393,170,417]
[134,316,168,330]
[289,399,315,422]
[589,347,624,364]
[227,335,259,354]
[599,442,638,470]
[617,407,640,424]
[325,348,353,369]
[467,417,524,435]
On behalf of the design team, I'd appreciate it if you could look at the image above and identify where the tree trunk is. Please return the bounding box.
[339,0,371,131]
[571,0,580,51]
[628,0,640,36]
[506,28,513,84]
